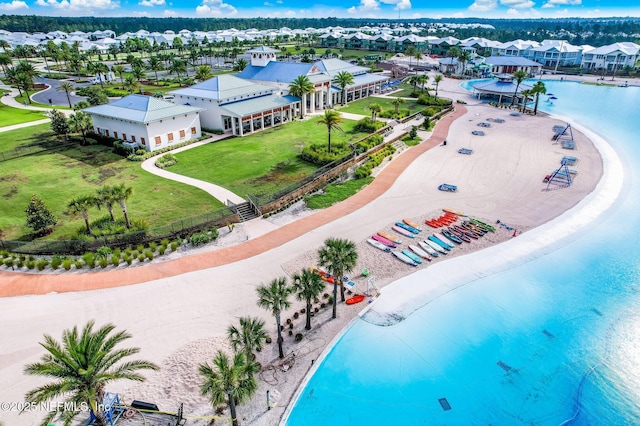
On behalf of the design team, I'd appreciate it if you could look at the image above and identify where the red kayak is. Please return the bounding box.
[346,294,366,305]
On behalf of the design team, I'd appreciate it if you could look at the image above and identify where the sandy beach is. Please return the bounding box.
[0,75,607,426]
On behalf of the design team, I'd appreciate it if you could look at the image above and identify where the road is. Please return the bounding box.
[32,77,88,107]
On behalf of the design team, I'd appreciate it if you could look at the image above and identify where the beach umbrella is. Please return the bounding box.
[549,96,558,100]
[546,93,555,96]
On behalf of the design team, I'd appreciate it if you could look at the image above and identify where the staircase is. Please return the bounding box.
[233,201,260,222]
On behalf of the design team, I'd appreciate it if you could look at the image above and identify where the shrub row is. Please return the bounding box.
[354,117,386,133]
[353,133,384,154]
[155,153,178,168]
[126,134,211,162]
[300,142,352,165]
[353,144,396,179]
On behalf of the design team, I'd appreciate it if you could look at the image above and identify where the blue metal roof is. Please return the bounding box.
[84,94,202,123]
[237,62,329,84]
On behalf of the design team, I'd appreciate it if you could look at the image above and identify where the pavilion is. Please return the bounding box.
[469,74,533,104]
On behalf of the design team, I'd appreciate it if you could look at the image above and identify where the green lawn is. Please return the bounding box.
[170,117,368,197]
[0,101,50,127]
[337,96,422,117]
[0,127,223,240]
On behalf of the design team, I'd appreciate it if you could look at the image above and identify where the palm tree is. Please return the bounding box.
[233,58,248,72]
[317,109,344,154]
[335,70,354,106]
[195,64,213,82]
[146,56,163,84]
[457,50,472,77]
[67,195,95,234]
[292,268,325,330]
[131,66,146,86]
[368,103,381,123]
[0,53,12,74]
[112,64,125,88]
[405,46,417,69]
[96,185,117,221]
[199,351,258,426]
[531,80,547,115]
[510,69,528,107]
[124,74,139,94]
[111,183,133,229]
[169,59,187,86]
[288,74,314,118]
[392,97,405,114]
[68,111,93,145]
[520,89,532,114]
[227,317,268,363]
[15,72,33,103]
[57,81,75,108]
[407,74,420,94]
[418,73,429,93]
[318,238,359,317]
[24,321,158,426]
[93,62,110,87]
[256,277,292,359]
[434,74,443,99]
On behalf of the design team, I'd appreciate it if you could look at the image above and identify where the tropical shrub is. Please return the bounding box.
[189,231,211,246]
[300,142,352,165]
[155,153,178,168]
[354,117,385,133]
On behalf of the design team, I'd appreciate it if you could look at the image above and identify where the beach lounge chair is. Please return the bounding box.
[561,156,578,166]
[458,148,473,155]
[494,118,505,123]
[478,122,491,127]
[471,130,485,136]
[438,184,457,192]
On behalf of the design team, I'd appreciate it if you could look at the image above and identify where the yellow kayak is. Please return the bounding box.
[443,208,466,216]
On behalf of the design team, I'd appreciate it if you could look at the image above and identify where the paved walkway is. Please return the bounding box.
[140,134,246,205]
[0,105,465,297]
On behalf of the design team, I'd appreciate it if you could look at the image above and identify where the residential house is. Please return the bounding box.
[581,42,640,72]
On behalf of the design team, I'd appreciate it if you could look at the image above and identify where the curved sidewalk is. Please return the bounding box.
[0,106,466,297]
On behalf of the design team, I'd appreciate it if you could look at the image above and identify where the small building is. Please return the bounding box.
[483,56,543,76]
[84,94,203,152]
[468,74,533,104]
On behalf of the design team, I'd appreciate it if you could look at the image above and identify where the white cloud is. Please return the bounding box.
[380,0,411,10]
[195,0,237,16]
[276,0,282,3]
[139,0,164,6]
[347,0,380,13]
[35,0,118,9]
[131,10,151,16]
[506,7,520,15]
[452,11,465,17]
[500,0,534,8]
[542,0,580,7]
[163,8,177,16]
[0,0,27,10]
[468,0,497,12]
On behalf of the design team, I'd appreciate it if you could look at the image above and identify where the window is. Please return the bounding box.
[155,136,161,145]
[191,127,197,135]
[122,133,127,140]
[141,137,146,145]
[114,132,118,139]
[168,132,174,142]
[179,130,185,139]
[132,135,137,142]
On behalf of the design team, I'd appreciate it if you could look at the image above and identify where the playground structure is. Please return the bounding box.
[544,158,574,189]
[552,123,575,150]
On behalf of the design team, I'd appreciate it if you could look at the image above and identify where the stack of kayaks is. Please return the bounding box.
[364,213,496,267]
[425,211,459,228]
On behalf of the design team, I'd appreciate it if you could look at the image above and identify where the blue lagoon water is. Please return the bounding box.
[285,81,640,425]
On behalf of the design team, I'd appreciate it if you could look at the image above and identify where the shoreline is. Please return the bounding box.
[0,77,613,426]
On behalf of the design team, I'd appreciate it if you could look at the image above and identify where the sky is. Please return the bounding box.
[0,0,638,20]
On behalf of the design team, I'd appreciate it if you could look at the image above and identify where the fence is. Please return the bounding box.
[1,106,455,255]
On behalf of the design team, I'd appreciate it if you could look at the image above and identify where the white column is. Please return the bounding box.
[319,90,324,109]
[310,91,316,114]
[239,119,244,136]
[231,117,236,135]
[261,114,265,129]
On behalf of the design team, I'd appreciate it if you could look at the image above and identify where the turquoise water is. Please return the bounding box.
[285,80,640,425]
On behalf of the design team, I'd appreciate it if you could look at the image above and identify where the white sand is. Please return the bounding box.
[0,76,610,426]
